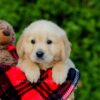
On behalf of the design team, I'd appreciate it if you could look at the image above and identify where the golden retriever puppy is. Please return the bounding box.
[17,20,75,85]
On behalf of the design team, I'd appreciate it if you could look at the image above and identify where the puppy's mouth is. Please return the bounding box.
[31,55,46,64]
[36,57,45,63]
[31,52,54,65]
[31,56,53,65]
[36,56,52,64]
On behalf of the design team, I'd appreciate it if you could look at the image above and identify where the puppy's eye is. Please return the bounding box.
[31,39,35,44]
[47,40,52,44]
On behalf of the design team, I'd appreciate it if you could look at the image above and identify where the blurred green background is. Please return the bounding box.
[0,0,100,99]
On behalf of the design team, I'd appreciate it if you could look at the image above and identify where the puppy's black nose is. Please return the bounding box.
[3,31,10,36]
[36,51,44,58]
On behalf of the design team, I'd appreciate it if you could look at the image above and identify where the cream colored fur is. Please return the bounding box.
[17,20,75,100]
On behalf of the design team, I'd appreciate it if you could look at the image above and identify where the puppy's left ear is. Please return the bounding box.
[61,36,71,61]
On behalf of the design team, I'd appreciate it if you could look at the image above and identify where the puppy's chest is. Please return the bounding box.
[39,64,52,71]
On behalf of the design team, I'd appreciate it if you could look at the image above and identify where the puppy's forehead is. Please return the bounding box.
[24,20,66,38]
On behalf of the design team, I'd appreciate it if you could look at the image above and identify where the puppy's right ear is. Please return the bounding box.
[16,33,25,58]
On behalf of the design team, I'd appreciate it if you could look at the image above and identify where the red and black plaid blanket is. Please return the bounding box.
[0,45,80,100]
[0,65,80,100]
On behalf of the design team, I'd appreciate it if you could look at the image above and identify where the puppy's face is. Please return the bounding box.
[24,32,63,65]
[17,20,71,66]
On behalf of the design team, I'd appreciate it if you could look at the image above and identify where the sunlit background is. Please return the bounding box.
[0,0,100,100]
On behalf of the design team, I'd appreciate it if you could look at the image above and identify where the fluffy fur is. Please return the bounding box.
[17,20,75,100]
[0,20,17,65]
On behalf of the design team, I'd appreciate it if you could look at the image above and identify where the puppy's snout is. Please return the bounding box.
[3,31,10,36]
[36,51,44,58]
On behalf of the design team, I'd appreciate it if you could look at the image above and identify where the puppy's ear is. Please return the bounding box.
[61,36,71,61]
[16,33,25,58]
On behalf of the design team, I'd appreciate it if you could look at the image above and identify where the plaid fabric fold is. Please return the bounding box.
[7,44,19,60]
[0,65,19,100]
[0,64,80,100]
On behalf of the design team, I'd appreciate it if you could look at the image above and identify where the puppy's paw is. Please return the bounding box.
[52,62,69,84]
[25,67,40,83]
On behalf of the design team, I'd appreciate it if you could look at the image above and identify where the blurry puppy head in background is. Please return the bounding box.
[0,20,15,45]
